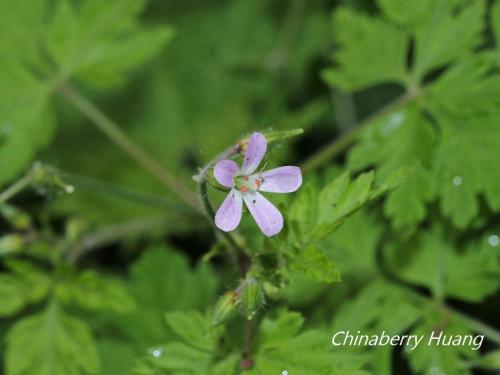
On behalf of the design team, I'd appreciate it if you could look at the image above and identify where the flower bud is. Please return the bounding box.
[240,277,264,320]
[212,291,239,326]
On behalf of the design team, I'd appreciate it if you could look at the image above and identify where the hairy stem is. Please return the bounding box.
[301,90,418,173]
[242,319,254,365]
[62,171,199,214]
[198,173,250,277]
[196,140,257,367]
[58,83,200,210]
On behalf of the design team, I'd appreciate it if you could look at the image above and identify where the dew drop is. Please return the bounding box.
[452,176,462,186]
[282,371,289,375]
[488,234,499,247]
[148,347,163,358]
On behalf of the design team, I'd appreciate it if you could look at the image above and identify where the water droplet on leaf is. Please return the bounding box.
[488,234,499,247]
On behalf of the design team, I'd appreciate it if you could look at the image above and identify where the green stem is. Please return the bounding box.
[196,140,256,367]
[61,171,198,215]
[0,169,34,204]
[58,83,200,211]
[407,288,500,345]
[199,178,249,276]
[448,305,500,345]
[300,90,418,173]
[66,215,170,263]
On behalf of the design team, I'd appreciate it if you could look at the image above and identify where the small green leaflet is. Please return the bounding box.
[348,106,436,231]
[286,168,404,283]
[6,300,100,375]
[387,227,500,302]
[114,246,218,349]
[45,0,174,88]
[248,310,371,375]
[55,269,136,314]
[325,0,500,230]
[0,260,51,317]
[131,310,237,375]
[322,7,408,90]
[0,0,172,186]
[407,312,478,375]
[289,171,378,244]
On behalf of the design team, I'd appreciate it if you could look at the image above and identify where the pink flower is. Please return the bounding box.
[213,132,302,237]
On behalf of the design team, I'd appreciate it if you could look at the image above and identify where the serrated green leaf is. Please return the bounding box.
[56,269,135,313]
[432,114,500,228]
[348,106,437,230]
[323,7,408,90]
[377,0,434,25]
[388,227,500,302]
[46,0,173,88]
[290,245,340,283]
[332,280,422,337]
[249,310,370,375]
[427,54,500,115]
[165,311,213,351]
[0,64,55,186]
[116,246,218,347]
[0,260,51,317]
[413,0,485,80]
[6,300,100,375]
[408,313,478,375]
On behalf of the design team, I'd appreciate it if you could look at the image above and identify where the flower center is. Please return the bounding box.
[234,175,264,193]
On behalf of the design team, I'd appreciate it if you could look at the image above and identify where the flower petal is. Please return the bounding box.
[241,132,267,175]
[257,166,302,193]
[214,159,239,188]
[243,191,283,237]
[215,189,243,232]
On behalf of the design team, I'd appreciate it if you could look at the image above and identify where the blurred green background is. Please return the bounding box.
[1,0,500,374]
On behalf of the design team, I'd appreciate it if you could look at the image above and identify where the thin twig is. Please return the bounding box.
[58,83,200,211]
[300,90,418,173]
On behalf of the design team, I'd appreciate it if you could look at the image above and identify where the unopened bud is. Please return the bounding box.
[212,291,239,326]
[240,277,264,320]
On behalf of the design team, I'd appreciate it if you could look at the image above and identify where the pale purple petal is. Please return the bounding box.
[214,159,239,188]
[243,191,283,237]
[241,132,267,175]
[257,166,302,193]
[215,189,243,232]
